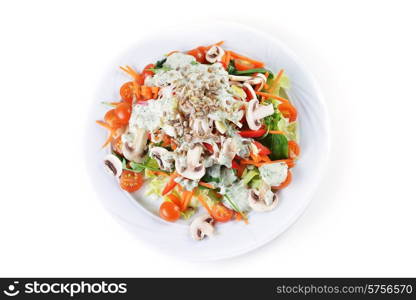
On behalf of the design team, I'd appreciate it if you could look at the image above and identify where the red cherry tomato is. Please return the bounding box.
[159,201,181,222]
[234,59,256,71]
[119,170,143,193]
[104,109,123,129]
[187,47,206,63]
[211,204,234,222]
[114,102,132,125]
[120,81,134,103]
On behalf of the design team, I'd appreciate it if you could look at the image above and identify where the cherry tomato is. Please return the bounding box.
[211,204,234,222]
[187,47,206,63]
[273,170,292,190]
[142,63,155,81]
[253,141,271,156]
[288,141,300,159]
[119,170,143,193]
[278,103,298,122]
[238,128,267,138]
[234,59,256,71]
[104,109,123,128]
[159,201,181,222]
[114,102,132,125]
[120,81,134,103]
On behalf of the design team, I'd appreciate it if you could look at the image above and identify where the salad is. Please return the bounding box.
[97,41,300,241]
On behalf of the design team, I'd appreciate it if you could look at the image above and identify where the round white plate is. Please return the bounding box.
[85,22,329,261]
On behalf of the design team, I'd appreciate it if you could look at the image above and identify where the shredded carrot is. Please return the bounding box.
[166,50,179,56]
[96,120,112,131]
[268,130,285,135]
[213,40,225,47]
[256,91,289,103]
[181,190,194,211]
[267,69,284,93]
[197,195,212,215]
[235,212,249,224]
[171,142,177,150]
[120,65,141,82]
[250,152,260,163]
[264,72,269,79]
[259,155,271,162]
[152,170,169,177]
[141,86,152,100]
[229,51,265,67]
[167,194,182,207]
[199,181,215,189]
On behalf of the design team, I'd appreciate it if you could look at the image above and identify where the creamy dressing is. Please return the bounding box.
[259,162,288,186]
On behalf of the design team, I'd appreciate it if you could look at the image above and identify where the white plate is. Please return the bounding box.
[85,22,329,261]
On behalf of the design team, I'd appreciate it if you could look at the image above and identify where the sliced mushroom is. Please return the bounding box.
[190,214,215,240]
[205,46,225,63]
[103,154,123,177]
[228,75,252,82]
[248,188,279,212]
[192,118,211,136]
[243,82,257,100]
[219,138,237,167]
[149,147,175,172]
[122,127,148,163]
[245,99,275,130]
[247,73,267,90]
[176,144,206,180]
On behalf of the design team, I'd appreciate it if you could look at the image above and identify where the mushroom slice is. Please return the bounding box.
[176,145,206,180]
[192,118,211,136]
[245,99,275,130]
[228,75,252,82]
[190,214,215,240]
[205,46,225,63]
[243,82,257,100]
[248,189,279,212]
[149,147,175,172]
[103,154,123,177]
[219,138,237,167]
[122,127,148,163]
[247,73,267,90]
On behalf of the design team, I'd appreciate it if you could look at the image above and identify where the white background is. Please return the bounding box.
[1,0,415,277]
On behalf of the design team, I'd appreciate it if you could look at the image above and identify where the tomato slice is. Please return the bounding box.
[120,81,134,103]
[114,102,131,125]
[104,109,123,129]
[187,47,206,63]
[234,59,256,71]
[159,201,181,222]
[211,204,234,222]
[119,170,143,192]
[203,142,214,153]
[253,141,271,156]
[278,103,297,122]
[238,128,266,138]
[288,141,300,159]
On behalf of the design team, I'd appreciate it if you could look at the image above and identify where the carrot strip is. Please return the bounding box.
[267,69,284,93]
[197,195,212,215]
[229,51,265,67]
[152,171,169,177]
[167,194,182,207]
[268,130,285,135]
[199,181,215,189]
[166,50,179,56]
[151,86,159,98]
[181,190,194,211]
[96,120,112,131]
[162,173,179,196]
[256,91,289,103]
[120,65,141,82]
